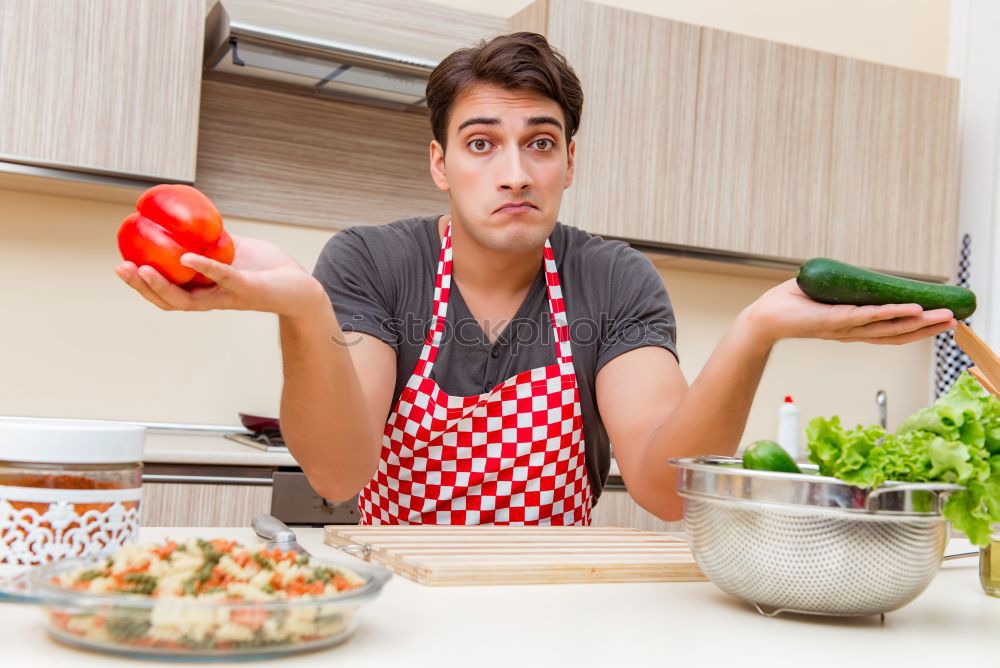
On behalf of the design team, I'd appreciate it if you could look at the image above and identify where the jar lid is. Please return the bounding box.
[0,417,145,464]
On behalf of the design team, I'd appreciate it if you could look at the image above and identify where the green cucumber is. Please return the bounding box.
[796,258,976,320]
[743,440,801,473]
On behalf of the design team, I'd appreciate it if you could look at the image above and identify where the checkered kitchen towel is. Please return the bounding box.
[934,233,973,398]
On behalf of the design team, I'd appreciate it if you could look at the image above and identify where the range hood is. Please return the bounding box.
[203,2,438,111]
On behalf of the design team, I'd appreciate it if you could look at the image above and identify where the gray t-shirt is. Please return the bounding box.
[312,215,678,503]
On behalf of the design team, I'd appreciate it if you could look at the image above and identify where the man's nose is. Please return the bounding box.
[497,147,533,192]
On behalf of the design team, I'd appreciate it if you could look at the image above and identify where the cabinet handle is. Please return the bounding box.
[142,474,273,486]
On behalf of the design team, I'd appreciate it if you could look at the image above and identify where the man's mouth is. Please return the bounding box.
[494,201,537,214]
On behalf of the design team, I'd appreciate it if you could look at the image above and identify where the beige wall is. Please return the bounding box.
[0,0,945,457]
[0,190,309,425]
[430,0,952,75]
[655,261,934,446]
[0,184,933,449]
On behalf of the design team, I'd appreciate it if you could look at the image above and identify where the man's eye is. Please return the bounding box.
[469,139,492,153]
[532,138,555,151]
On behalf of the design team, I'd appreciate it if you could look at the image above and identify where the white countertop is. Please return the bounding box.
[143,432,298,467]
[142,432,624,477]
[1,527,993,666]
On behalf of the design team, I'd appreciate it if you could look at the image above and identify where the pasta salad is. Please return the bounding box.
[44,538,370,653]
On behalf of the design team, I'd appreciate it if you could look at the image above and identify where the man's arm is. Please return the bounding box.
[114,233,397,502]
[597,311,770,521]
[598,278,958,522]
[278,285,396,502]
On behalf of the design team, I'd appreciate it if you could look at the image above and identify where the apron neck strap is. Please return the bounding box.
[414,222,573,379]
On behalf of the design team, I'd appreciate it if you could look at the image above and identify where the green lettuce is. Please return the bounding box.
[807,372,1000,546]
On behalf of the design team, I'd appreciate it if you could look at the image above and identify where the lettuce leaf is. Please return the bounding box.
[807,371,1000,546]
[805,416,888,487]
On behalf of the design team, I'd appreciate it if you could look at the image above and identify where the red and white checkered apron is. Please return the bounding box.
[358,223,592,525]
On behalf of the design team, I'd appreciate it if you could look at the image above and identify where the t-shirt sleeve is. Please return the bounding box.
[595,245,678,374]
[312,227,401,350]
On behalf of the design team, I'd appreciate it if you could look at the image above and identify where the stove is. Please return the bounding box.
[223,431,359,525]
[224,431,289,453]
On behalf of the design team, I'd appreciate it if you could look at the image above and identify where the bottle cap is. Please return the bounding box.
[784,395,794,403]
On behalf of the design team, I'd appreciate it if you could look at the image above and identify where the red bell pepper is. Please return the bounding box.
[117,184,234,287]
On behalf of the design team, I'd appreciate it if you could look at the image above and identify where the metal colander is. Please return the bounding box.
[672,456,962,617]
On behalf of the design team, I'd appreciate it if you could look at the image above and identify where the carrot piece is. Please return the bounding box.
[199,565,234,592]
[284,575,305,597]
[210,539,237,554]
[230,607,268,630]
[50,611,72,629]
[153,540,177,560]
[112,560,151,585]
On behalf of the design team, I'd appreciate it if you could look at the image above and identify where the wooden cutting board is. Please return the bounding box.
[323,525,705,585]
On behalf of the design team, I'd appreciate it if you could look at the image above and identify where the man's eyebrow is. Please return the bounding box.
[526,116,563,132]
[456,117,499,132]
[455,115,564,133]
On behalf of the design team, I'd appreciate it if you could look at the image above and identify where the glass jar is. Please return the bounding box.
[0,417,145,570]
[980,526,1000,597]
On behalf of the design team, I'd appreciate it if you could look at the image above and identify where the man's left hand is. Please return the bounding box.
[743,278,957,347]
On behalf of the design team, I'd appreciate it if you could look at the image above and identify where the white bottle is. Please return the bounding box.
[777,395,800,460]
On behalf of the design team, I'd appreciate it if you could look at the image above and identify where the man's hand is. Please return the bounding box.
[114,234,324,318]
[744,278,957,347]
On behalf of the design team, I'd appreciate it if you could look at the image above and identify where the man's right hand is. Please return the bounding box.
[114,234,325,318]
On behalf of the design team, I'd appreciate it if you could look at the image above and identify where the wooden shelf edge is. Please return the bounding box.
[0,160,175,206]
[622,236,950,284]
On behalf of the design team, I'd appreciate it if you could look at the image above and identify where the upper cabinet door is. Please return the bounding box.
[689,28,837,262]
[827,60,960,278]
[544,0,700,243]
[526,0,960,280]
[0,0,204,182]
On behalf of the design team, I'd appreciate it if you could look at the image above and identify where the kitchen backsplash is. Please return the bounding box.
[0,187,934,448]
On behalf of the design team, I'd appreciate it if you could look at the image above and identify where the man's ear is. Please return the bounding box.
[429,140,449,193]
[564,139,576,189]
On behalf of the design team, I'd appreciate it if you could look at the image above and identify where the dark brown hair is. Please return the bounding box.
[425,32,583,151]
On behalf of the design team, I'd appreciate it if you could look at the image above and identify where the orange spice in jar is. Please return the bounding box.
[0,417,145,569]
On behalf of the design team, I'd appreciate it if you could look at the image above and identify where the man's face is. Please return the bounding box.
[429,83,575,253]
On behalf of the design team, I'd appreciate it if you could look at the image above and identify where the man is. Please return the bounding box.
[116,33,955,524]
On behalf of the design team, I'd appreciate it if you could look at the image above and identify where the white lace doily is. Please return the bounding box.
[0,486,142,567]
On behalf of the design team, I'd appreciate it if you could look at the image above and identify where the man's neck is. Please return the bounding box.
[438,214,543,300]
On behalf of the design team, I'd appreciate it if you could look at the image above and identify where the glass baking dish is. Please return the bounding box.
[22,552,392,660]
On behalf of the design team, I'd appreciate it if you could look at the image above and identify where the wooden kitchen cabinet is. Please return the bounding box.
[827,59,960,278]
[531,0,701,244]
[0,0,204,182]
[141,473,677,530]
[195,79,448,229]
[514,0,960,279]
[591,486,682,532]
[687,28,837,262]
[141,483,272,527]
